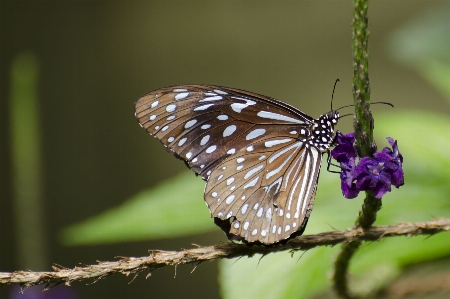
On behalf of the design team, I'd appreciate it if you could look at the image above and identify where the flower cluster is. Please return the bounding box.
[331,133,404,199]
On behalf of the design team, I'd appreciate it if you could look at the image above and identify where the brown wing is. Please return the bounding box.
[135,85,313,180]
[204,137,323,245]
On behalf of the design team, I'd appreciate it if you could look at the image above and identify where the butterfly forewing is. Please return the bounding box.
[135,85,313,179]
[135,85,338,245]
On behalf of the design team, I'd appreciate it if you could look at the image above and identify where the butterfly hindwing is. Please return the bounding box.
[205,138,322,244]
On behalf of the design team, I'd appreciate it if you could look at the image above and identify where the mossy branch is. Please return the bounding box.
[1,219,449,290]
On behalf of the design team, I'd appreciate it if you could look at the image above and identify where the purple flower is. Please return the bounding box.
[354,155,393,199]
[340,158,359,199]
[381,137,404,188]
[331,132,357,165]
[331,133,360,198]
[332,134,404,199]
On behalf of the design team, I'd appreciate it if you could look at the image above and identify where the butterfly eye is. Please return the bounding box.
[135,85,339,244]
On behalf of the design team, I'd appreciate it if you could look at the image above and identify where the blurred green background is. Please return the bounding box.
[1,1,449,299]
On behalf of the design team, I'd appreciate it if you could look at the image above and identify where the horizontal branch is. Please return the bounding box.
[1,219,449,289]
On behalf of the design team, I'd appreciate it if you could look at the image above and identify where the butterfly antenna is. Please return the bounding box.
[331,79,340,111]
[338,113,353,120]
[336,104,354,111]
[336,101,393,112]
[372,101,394,107]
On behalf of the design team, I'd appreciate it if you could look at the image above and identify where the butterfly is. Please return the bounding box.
[135,85,340,245]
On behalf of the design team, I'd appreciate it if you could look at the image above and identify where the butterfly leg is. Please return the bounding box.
[326,151,342,174]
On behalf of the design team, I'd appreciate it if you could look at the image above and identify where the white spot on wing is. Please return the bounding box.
[166,104,177,112]
[301,148,319,214]
[223,125,237,137]
[185,119,197,129]
[194,104,214,111]
[175,93,189,100]
[244,222,249,230]
[246,128,266,140]
[149,115,157,120]
[151,101,159,108]
[227,148,236,155]
[266,144,301,179]
[200,135,210,146]
[217,115,228,120]
[214,89,228,95]
[241,204,248,214]
[269,142,302,163]
[201,124,211,129]
[257,207,263,217]
[257,111,304,124]
[199,96,223,102]
[244,176,259,189]
[226,177,235,185]
[244,164,264,179]
[230,98,257,113]
[264,138,292,147]
[186,152,193,159]
[206,145,217,153]
[178,137,187,146]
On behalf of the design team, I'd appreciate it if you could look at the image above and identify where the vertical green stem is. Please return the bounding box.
[352,0,372,159]
[352,0,382,230]
[10,52,48,270]
[333,0,381,298]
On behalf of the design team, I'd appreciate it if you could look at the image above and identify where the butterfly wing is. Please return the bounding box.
[135,85,324,244]
[135,85,314,180]
[205,138,322,244]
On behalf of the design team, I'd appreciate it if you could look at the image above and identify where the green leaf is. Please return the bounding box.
[60,171,215,246]
[220,248,334,299]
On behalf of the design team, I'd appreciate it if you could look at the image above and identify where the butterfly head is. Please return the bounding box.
[311,110,340,151]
